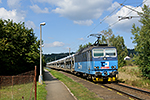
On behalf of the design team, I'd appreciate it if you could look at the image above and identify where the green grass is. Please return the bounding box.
[118,66,150,90]
[37,82,47,100]
[0,81,47,100]
[46,68,103,100]
[0,82,35,100]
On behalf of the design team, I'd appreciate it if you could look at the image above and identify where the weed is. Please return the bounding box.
[37,82,47,100]
[0,83,35,100]
[118,66,150,90]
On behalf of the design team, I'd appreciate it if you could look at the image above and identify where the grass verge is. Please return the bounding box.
[37,82,47,100]
[118,66,150,90]
[46,68,103,100]
[0,82,35,100]
[0,82,47,100]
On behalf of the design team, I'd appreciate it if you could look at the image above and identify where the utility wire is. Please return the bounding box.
[71,0,148,51]
[70,0,127,52]
[105,0,148,29]
[120,0,148,17]
[80,0,147,46]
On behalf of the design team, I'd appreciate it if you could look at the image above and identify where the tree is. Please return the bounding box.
[0,19,40,75]
[101,28,113,45]
[131,5,150,78]
[77,42,92,52]
[109,34,128,67]
[101,29,128,67]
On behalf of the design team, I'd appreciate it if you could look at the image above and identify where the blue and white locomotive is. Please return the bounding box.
[47,34,118,82]
[74,44,118,82]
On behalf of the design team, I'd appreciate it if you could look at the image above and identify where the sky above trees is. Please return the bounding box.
[0,0,149,53]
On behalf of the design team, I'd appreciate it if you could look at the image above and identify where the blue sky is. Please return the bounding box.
[0,0,149,54]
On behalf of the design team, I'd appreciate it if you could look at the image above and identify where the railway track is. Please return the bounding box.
[48,68,150,100]
[101,83,150,100]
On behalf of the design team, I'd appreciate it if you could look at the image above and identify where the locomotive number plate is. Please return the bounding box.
[101,67,109,69]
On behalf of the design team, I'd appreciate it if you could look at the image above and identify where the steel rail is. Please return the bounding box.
[114,83,150,95]
[101,84,144,100]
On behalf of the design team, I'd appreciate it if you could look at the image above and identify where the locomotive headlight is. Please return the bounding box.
[94,66,96,69]
[97,66,99,69]
[111,66,113,69]
[95,72,102,76]
[114,66,116,69]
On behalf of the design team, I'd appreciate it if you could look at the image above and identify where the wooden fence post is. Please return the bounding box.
[12,76,14,99]
[35,66,37,100]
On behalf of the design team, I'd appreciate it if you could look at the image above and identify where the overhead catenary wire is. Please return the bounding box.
[70,0,127,52]
[126,0,148,15]
[119,0,148,19]
[118,0,149,23]
[70,0,148,52]
[105,0,148,29]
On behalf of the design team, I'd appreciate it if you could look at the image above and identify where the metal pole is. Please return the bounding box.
[39,25,43,84]
[38,22,45,85]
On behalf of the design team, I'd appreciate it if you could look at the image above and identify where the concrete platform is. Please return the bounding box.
[44,69,75,100]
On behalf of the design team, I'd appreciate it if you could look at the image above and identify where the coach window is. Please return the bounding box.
[105,49,116,57]
[93,49,104,58]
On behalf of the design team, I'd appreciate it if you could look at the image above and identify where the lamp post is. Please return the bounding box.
[39,22,46,85]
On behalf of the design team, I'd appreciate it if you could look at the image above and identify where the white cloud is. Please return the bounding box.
[45,41,65,47]
[25,20,36,29]
[7,0,21,8]
[143,0,150,6]
[0,7,25,22]
[33,0,60,4]
[74,20,93,26]
[34,0,112,26]
[0,0,2,3]
[107,2,120,12]
[105,4,142,33]
[52,0,111,20]
[30,4,49,13]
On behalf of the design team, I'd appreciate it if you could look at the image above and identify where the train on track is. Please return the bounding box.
[47,34,118,82]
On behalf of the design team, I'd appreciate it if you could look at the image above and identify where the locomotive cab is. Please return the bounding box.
[91,46,118,82]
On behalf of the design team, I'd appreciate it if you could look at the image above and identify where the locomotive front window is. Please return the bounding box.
[93,49,104,57]
[105,49,116,57]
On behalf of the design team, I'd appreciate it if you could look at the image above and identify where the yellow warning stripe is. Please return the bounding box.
[108,88,112,91]
[101,86,105,88]
[129,97,134,100]
[117,92,122,96]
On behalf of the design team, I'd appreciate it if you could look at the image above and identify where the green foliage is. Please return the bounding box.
[101,29,128,68]
[101,28,113,45]
[127,49,138,58]
[131,5,150,78]
[1,83,35,100]
[0,19,40,75]
[109,34,128,67]
[77,42,92,52]
[37,82,47,100]
[118,66,150,89]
